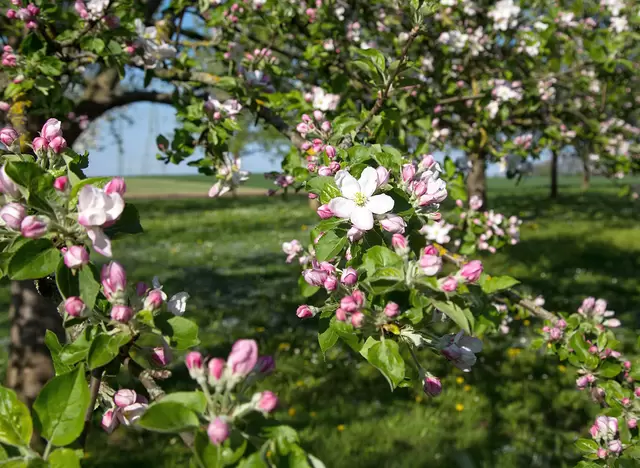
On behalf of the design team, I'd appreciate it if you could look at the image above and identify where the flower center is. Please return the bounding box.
[354,192,367,207]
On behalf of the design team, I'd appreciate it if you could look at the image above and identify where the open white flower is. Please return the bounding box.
[328,167,394,231]
[151,276,190,316]
[77,185,125,257]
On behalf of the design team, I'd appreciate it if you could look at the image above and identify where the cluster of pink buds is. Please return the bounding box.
[401,154,448,211]
[336,290,365,327]
[541,318,567,342]
[185,340,277,446]
[1,46,17,67]
[282,239,311,265]
[102,261,133,323]
[101,389,149,434]
[578,297,621,328]
[223,3,245,23]
[513,133,533,149]
[560,124,577,140]
[302,260,343,293]
[575,371,597,391]
[297,111,335,173]
[6,2,39,29]
[589,416,624,458]
[420,244,443,276]
[439,260,483,292]
[32,118,67,156]
[244,48,277,64]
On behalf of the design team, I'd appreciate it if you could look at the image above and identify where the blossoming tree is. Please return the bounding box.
[0,0,638,466]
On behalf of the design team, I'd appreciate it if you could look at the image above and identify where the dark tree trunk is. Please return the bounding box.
[467,153,488,209]
[582,159,591,191]
[550,150,558,199]
[5,281,64,405]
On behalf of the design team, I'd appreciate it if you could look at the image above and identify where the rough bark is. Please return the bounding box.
[5,280,64,405]
[550,149,558,199]
[582,158,591,191]
[467,153,488,209]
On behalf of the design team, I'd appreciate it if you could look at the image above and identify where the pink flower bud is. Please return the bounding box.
[20,215,48,238]
[144,289,164,311]
[105,177,126,196]
[0,202,25,230]
[347,226,364,242]
[352,290,365,307]
[303,268,328,286]
[296,123,310,134]
[325,145,336,159]
[597,448,607,459]
[380,214,406,234]
[301,141,312,151]
[53,175,68,191]
[321,121,331,132]
[628,419,637,429]
[588,345,598,354]
[208,357,225,380]
[392,233,407,250]
[624,361,632,369]
[340,295,359,313]
[208,418,229,445]
[101,409,119,434]
[459,260,483,282]
[440,276,458,292]
[213,111,222,120]
[549,328,563,341]
[64,245,89,269]
[335,308,347,321]
[40,118,62,141]
[0,101,10,112]
[313,110,324,121]
[375,166,389,186]
[317,165,333,176]
[608,439,622,454]
[622,397,630,406]
[301,114,312,123]
[384,302,400,318]
[635,387,640,397]
[0,127,18,147]
[6,10,16,19]
[401,164,416,182]
[307,162,317,172]
[556,319,567,329]
[324,275,338,291]
[151,346,171,367]
[49,136,67,153]
[101,261,127,300]
[296,304,316,319]
[0,165,20,198]
[114,389,137,408]
[64,296,86,317]
[258,391,278,413]
[328,161,340,173]
[111,305,133,323]
[423,376,442,396]
[351,311,364,328]
[186,351,204,379]
[341,267,358,286]
[26,4,38,15]
[227,339,258,377]
[576,376,589,389]
[412,180,427,197]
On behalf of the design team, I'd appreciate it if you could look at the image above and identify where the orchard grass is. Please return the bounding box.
[0,177,638,467]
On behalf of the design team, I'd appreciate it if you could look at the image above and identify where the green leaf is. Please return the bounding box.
[8,239,60,280]
[362,246,403,276]
[479,275,520,294]
[364,340,405,390]
[49,448,81,468]
[319,183,342,205]
[0,386,33,448]
[297,275,320,298]
[314,230,347,262]
[429,299,471,334]
[305,176,334,195]
[0,445,6,461]
[574,438,598,453]
[55,259,78,299]
[357,48,386,72]
[157,392,207,414]
[137,402,199,433]
[318,321,339,354]
[78,264,101,311]
[156,315,200,350]
[87,330,132,369]
[38,57,64,76]
[599,361,622,378]
[4,161,54,213]
[569,333,590,361]
[45,331,73,376]
[103,204,144,239]
[59,327,94,365]
[329,317,362,352]
[238,453,268,468]
[33,364,90,446]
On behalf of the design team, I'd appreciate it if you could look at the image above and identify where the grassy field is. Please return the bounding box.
[0,175,638,467]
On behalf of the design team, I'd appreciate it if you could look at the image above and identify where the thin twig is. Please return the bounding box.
[79,367,104,448]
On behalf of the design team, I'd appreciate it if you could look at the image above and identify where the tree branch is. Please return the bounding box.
[78,368,104,448]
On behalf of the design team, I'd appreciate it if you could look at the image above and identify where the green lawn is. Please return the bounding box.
[1,176,639,467]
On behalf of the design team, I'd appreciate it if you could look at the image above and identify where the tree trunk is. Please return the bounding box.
[5,280,64,405]
[582,159,591,191]
[550,150,558,199]
[467,153,487,209]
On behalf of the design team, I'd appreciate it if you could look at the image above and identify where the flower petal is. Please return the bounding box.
[87,227,112,257]
[328,197,356,218]
[366,194,394,214]
[335,170,360,199]
[459,336,483,353]
[350,206,374,231]
[105,193,125,223]
[168,292,190,316]
[358,167,379,197]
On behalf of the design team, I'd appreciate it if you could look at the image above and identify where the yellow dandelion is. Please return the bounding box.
[278,342,291,351]
[310,411,317,418]
[547,342,552,349]
[456,376,464,384]
[463,385,471,392]
[523,319,531,326]
[455,403,464,412]
[296,380,305,387]
[288,407,296,417]
[507,348,521,358]
[301,224,308,231]
[255,326,265,333]
[558,365,567,373]
[337,424,345,432]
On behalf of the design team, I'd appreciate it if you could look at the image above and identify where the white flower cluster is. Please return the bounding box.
[487,80,523,119]
[132,19,177,69]
[537,78,557,101]
[438,30,468,53]
[488,0,520,31]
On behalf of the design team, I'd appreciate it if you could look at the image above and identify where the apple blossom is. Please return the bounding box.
[111,304,133,323]
[351,311,365,328]
[114,389,138,408]
[257,391,278,413]
[420,245,443,276]
[53,176,68,191]
[151,346,171,367]
[101,409,119,434]
[0,203,25,230]
[423,376,442,396]
[0,127,18,147]
[101,261,127,301]
[0,165,20,198]
[317,204,333,219]
[347,226,365,242]
[328,167,394,231]
[341,267,358,286]
[208,358,225,382]
[384,302,400,318]
[227,339,258,377]
[380,214,406,234]
[208,418,229,445]
[64,245,89,269]
[459,260,483,282]
[186,351,205,380]
[144,289,164,311]
[296,304,317,318]
[64,297,86,317]
[438,331,483,372]
[20,215,48,238]
[105,177,127,196]
[440,276,458,292]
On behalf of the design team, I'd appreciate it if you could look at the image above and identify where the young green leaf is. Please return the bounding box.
[8,239,60,280]
[0,386,33,448]
[137,402,200,433]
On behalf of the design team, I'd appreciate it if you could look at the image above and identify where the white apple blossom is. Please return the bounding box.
[438,331,483,372]
[151,277,190,316]
[311,87,340,111]
[133,19,177,69]
[420,221,454,244]
[77,185,125,257]
[328,167,394,231]
[209,156,250,197]
[488,0,520,31]
[610,16,628,33]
